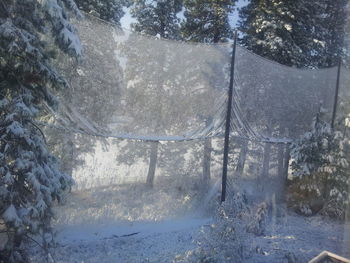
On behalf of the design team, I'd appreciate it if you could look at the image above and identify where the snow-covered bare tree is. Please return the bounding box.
[0,0,81,261]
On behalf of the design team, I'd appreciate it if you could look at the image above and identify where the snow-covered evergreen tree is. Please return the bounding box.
[131,0,182,39]
[237,0,347,188]
[316,0,348,67]
[344,2,350,65]
[238,0,347,68]
[47,13,124,177]
[181,0,236,43]
[0,1,81,261]
[290,114,350,218]
[74,0,130,25]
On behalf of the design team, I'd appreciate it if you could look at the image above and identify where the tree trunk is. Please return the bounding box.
[202,138,212,186]
[277,126,287,177]
[277,144,284,177]
[283,145,290,181]
[277,144,291,202]
[274,143,286,202]
[65,135,75,176]
[146,141,159,187]
[235,140,248,176]
[260,125,273,180]
[261,142,271,179]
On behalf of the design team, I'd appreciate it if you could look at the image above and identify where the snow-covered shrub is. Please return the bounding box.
[246,202,268,236]
[289,115,350,218]
[174,193,249,263]
[0,0,81,261]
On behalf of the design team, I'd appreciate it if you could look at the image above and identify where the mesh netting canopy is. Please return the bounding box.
[41,15,350,225]
[51,16,229,142]
[46,14,348,143]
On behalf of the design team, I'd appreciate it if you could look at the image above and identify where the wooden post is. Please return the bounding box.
[331,59,342,129]
[221,30,238,202]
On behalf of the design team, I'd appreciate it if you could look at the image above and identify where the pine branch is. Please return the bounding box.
[24,233,57,263]
[28,120,47,145]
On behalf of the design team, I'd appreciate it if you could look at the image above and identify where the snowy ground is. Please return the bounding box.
[29,177,212,263]
[53,176,209,225]
[37,217,210,263]
[244,212,350,262]
[28,177,350,263]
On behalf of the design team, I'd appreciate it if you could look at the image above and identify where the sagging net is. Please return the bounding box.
[48,16,230,142]
[41,15,350,226]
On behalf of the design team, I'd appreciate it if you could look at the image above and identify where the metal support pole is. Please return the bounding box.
[331,59,342,129]
[221,30,237,202]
